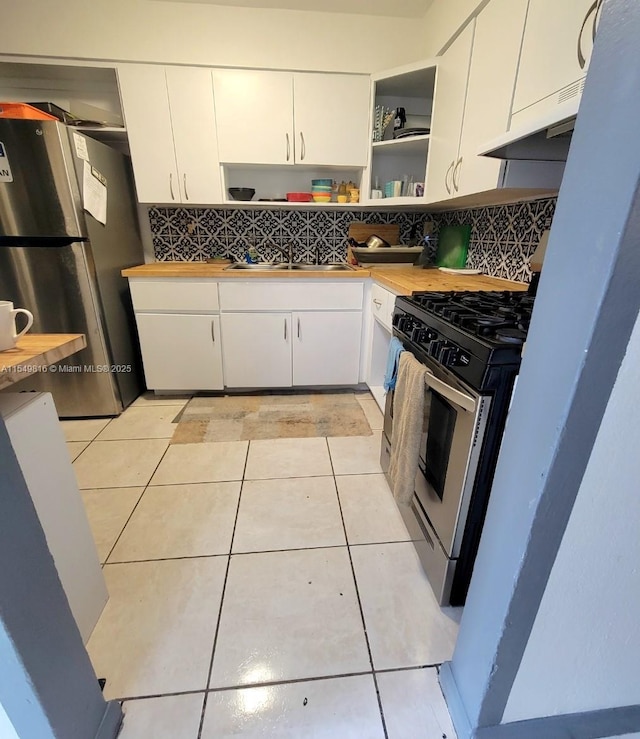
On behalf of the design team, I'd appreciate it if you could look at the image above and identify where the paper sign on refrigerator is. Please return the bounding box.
[82,161,107,225]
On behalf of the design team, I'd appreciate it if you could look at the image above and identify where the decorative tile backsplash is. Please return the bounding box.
[147,197,556,283]
[432,197,557,283]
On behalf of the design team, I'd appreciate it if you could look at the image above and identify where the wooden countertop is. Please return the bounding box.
[367,266,527,294]
[122,263,370,279]
[0,334,87,391]
[121,262,527,293]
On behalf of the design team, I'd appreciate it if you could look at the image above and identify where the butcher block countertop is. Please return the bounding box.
[0,334,87,391]
[367,266,527,294]
[122,262,527,293]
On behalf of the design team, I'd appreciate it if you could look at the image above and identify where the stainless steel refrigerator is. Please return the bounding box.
[0,119,144,417]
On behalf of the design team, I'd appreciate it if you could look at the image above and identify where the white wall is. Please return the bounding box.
[419,0,486,55]
[502,307,640,722]
[3,0,426,73]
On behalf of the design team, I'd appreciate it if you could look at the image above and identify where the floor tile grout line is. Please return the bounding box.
[76,470,386,492]
[102,538,419,566]
[101,443,173,566]
[326,437,389,739]
[197,440,250,739]
[112,664,445,704]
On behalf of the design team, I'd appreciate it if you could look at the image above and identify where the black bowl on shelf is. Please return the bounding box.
[228,187,256,201]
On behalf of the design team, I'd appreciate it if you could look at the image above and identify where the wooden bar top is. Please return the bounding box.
[0,334,87,391]
[122,262,527,293]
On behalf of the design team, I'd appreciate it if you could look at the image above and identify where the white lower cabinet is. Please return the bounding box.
[221,312,292,388]
[293,311,362,386]
[136,313,224,391]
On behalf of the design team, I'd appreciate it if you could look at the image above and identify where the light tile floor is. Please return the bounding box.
[69,392,459,738]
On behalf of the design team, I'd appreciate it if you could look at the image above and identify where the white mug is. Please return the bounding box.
[0,301,34,351]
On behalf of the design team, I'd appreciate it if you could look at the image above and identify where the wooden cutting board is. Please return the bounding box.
[348,222,400,246]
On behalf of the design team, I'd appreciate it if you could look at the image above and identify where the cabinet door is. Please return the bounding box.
[213,70,294,165]
[512,0,600,117]
[221,312,292,388]
[166,67,222,205]
[425,22,475,203]
[136,313,224,391]
[293,73,370,167]
[456,0,529,197]
[293,311,362,386]
[118,65,180,203]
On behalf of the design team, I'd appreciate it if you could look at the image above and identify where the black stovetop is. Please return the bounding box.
[393,290,535,390]
[407,290,535,346]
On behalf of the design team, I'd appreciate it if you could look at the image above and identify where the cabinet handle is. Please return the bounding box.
[453,158,462,192]
[577,0,602,69]
[297,317,301,339]
[211,320,215,343]
[373,299,382,308]
[183,173,189,201]
[300,132,306,161]
[284,318,287,341]
[286,133,290,162]
[169,172,175,200]
[445,161,454,195]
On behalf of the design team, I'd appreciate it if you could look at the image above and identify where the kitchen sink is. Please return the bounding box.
[224,263,290,270]
[289,264,355,271]
[224,262,355,272]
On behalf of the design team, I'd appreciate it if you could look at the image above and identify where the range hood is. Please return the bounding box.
[478,98,579,162]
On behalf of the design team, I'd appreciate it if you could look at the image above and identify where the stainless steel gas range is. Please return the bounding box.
[381,290,534,606]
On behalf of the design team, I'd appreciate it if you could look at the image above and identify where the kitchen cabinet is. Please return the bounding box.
[118,64,222,203]
[454,0,529,197]
[292,74,370,167]
[293,311,362,386]
[213,69,370,167]
[135,313,224,391]
[220,312,292,388]
[130,279,223,391]
[365,61,437,206]
[218,281,364,388]
[425,0,559,202]
[511,0,601,130]
[425,22,475,202]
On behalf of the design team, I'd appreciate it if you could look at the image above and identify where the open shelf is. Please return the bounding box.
[372,134,430,152]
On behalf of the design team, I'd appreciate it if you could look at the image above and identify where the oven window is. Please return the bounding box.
[423,391,456,501]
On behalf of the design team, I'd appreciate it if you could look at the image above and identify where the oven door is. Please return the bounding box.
[414,359,491,560]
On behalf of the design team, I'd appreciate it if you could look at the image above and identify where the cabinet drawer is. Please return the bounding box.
[219,281,364,311]
[371,283,394,330]
[129,279,219,312]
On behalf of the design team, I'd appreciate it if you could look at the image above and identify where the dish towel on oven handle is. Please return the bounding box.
[383,337,405,392]
[389,352,427,507]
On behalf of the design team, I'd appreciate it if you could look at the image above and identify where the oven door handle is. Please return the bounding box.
[424,370,477,413]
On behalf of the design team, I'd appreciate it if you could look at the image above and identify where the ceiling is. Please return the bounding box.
[149,0,435,18]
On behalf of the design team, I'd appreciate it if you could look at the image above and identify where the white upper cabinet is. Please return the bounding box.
[118,64,222,204]
[425,22,474,203]
[118,65,180,203]
[214,70,370,167]
[165,67,222,204]
[511,0,602,127]
[455,0,529,197]
[214,70,295,165]
[292,74,370,167]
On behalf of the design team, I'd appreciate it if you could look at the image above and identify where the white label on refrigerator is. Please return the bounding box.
[82,161,107,225]
[73,132,90,162]
[0,142,13,182]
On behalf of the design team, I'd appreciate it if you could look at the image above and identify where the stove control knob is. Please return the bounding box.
[411,325,428,343]
[439,345,460,366]
[426,340,442,357]
[399,317,414,333]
